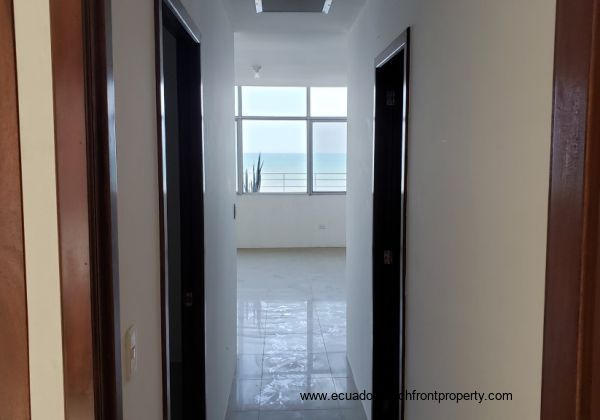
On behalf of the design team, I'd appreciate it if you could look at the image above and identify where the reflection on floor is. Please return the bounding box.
[226,248,367,420]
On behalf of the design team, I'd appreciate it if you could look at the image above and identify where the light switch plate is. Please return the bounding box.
[125,325,137,381]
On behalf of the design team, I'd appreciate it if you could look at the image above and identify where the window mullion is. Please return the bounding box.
[236,118,243,194]
[308,119,314,195]
[307,87,313,195]
[237,86,244,193]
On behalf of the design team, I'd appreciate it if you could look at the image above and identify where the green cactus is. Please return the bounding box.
[243,153,264,193]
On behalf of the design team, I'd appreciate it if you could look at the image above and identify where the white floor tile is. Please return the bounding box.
[231,249,355,419]
[226,410,259,420]
[229,379,262,410]
[237,354,264,379]
[264,333,327,355]
[327,352,350,377]
[262,353,331,378]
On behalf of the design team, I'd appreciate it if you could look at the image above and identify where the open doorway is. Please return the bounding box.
[228,86,365,419]
[156,1,205,418]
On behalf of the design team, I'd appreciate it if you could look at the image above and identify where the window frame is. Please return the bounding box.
[235,86,347,195]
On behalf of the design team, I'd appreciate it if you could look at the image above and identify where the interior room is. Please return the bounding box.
[7,0,592,419]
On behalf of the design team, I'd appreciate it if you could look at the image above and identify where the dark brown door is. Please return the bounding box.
[372,29,410,420]
[0,0,31,417]
[158,2,206,419]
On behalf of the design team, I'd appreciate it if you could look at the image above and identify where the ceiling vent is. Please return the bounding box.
[255,0,333,14]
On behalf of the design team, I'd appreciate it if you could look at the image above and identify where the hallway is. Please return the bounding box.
[1,0,569,418]
[227,249,366,420]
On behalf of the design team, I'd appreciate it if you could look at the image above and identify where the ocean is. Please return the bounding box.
[242,153,346,192]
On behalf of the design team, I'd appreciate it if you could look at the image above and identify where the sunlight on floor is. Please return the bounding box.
[226,248,366,420]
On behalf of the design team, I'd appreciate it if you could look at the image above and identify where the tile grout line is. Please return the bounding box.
[315,296,345,411]
[258,298,268,416]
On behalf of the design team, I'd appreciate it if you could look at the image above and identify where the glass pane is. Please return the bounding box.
[235,86,239,116]
[310,87,347,117]
[242,120,307,193]
[242,86,307,117]
[312,122,347,192]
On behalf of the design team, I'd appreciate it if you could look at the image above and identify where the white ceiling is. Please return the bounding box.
[235,32,349,86]
[224,0,366,34]
[226,0,365,85]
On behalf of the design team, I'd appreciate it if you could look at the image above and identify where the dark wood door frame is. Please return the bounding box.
[372,28,410,420]
[0,0,31,417]
[154,1,205,419]
[81,1,123,417]
[541,0,600,418]
[49,0,122,418]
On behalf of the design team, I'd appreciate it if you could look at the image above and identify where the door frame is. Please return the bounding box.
[48,0,122,418]
[541,0,600,418]
[372,28,410,420]
[154,1,205,418]
[81,2,123,416]
[0,0,31,417]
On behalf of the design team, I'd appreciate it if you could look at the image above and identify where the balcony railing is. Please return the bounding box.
[254,172,346,193]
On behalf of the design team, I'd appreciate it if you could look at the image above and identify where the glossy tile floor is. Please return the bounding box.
[227,248,367,420]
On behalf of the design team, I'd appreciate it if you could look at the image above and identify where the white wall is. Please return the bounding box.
[112,1,162,417]
[346,0,555,419]
[13,1,65,418]
[236,195,346,248]
[112,1,236,419]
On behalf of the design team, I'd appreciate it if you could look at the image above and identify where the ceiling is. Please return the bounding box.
[224,0,366,34]
[234,32,349,86]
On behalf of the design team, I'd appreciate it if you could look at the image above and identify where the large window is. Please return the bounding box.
[235,86,347,194]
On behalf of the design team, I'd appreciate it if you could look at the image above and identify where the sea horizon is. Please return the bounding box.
[242,152,347,192]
